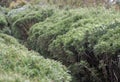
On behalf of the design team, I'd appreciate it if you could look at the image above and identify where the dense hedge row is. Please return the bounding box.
[28,8,120,57]
[7,5,54,40]
[1,5,120,82]
[27,8,120,82]
[0,33,71,82]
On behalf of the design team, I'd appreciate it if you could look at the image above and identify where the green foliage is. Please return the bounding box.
[27,8,120,81]
[27,8,93,56]
[0,33,71,82]
[0,12,11,34]
[3,5,120,81]
[49,8,120,62]
[0,72,28,82]
[7,5,39,23]
[94,21,120,57]
[0,6,10,14]
[27,9,72,56]
[0,12,7,30]
[8,5,54,40]
[28,7,120,57]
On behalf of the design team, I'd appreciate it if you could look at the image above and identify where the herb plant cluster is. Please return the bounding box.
[0,4,120,82]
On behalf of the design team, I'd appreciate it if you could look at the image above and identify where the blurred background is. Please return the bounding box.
[0,0,120,10]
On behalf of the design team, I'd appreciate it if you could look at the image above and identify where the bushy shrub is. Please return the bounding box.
[7,5,33,23]
[27,8,89,55]
[89,21,120,82]
[27,9,73,56]
[7,5,54,40]
[94,21,120,57]
[0,33,71,82]
[27,8,120,81]
[49,21,120,82]
[28,8,119,56]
